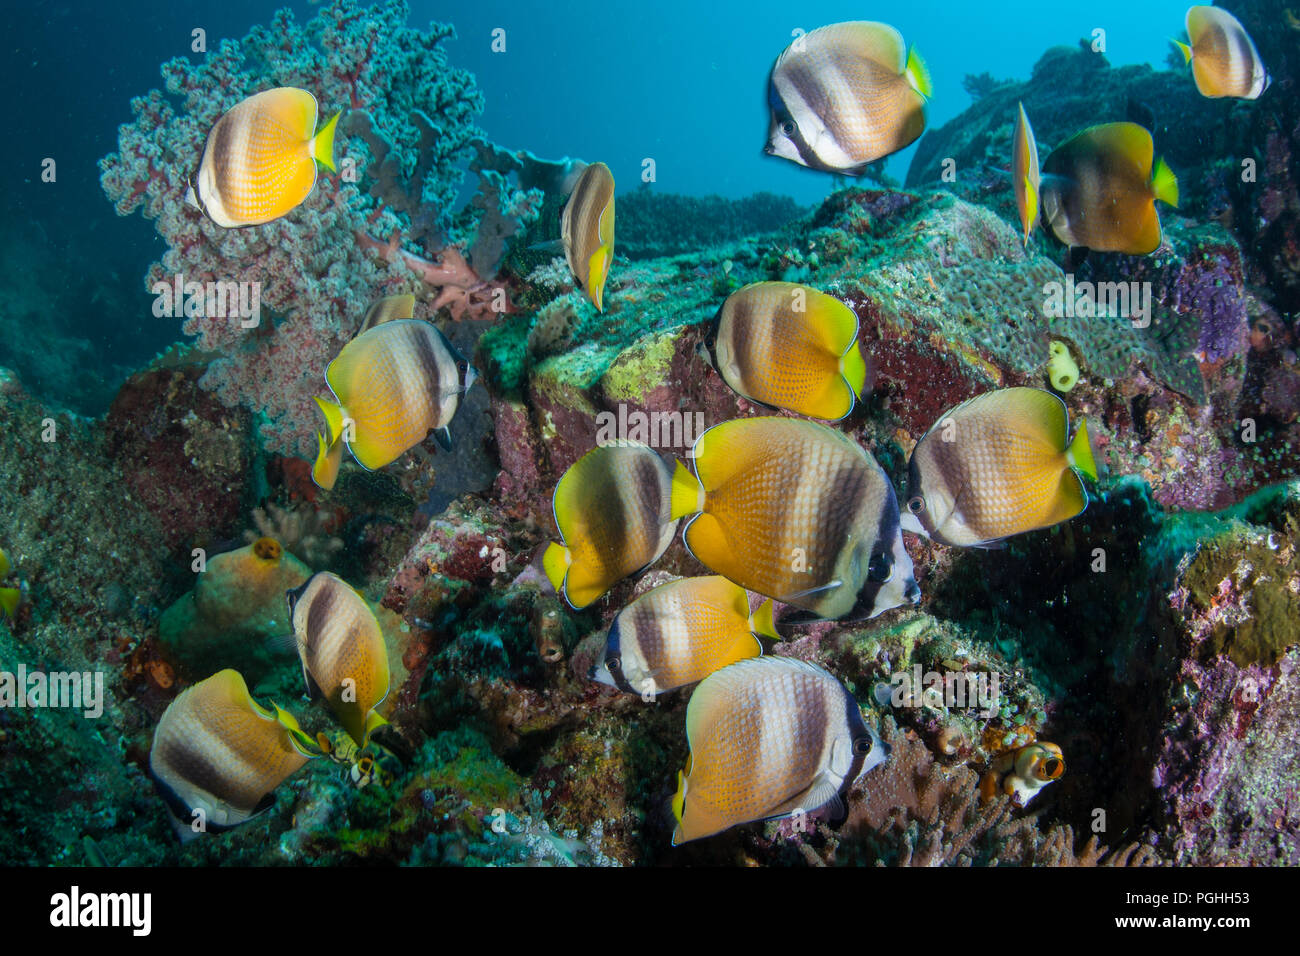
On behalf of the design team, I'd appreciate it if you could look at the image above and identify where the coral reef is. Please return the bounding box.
[5,0,1298,871]
[98,0,541,456]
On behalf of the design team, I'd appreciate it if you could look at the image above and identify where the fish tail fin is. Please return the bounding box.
[670,459,704,520]
[749,598,780,641]
[1152,157,1179,209]
[587,246,611,312]
[1023,174,1039,244]
[312,432,342,491]
[314,395,345,445]
[541,541,571,594]
[276,705,327,758]
[1067,419,1098,482]
[904,45,933,99]
[841,340,869,399]
[1171,38,1193,65]
[361,709,388,746]
[670,758,691,841]
[0,587,20,620]
[312,110,341,172]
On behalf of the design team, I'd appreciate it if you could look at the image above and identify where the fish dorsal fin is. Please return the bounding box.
[357,294,415,336]
[798,22,906,74]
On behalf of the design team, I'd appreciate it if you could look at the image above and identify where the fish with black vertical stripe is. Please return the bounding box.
[703,282,869,421]
[592,575,776,696]
[149,669,320,838]
[288,572,391,747]
[543,443,678,609]
[311,319,477,490]
[670,417,919,620]
[671,656,888,844]
[561,161,616,311]
[765,21,932,174]
[1173,6,1270,100]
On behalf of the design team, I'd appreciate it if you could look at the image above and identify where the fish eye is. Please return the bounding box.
[780,120,796,137]
[852,735,874,756]
[866,553,893,582]
[907,496,925,515]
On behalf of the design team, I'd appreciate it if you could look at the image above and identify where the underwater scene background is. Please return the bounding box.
[0,0,1297,867]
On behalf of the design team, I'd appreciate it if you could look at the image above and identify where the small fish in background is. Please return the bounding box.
[149,669,320,838]
[670,417,919,621]
[543,444,678,609]
[1038,122,1179,257]
[671,656,888,844]
[1173,6,1270,100]
[765,21,932,174]
[288,572,391,747]
[0,546,21,620]
[1012,103,1041,246]
[702,282,869,421]
[311,319,477,490]
[561,161,615,311]
[186,87,340,228]
[903,387,1098,548]
[591,575,777,696]
[980,741,1065,806]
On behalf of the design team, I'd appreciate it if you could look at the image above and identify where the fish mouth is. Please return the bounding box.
[762,144,775,156]
[904,580,922,604]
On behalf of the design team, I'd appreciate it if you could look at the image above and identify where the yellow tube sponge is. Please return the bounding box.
[1047,340,1080,392]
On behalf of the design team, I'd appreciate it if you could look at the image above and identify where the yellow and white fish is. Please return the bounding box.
[561,162,615,311]
[1039,122,1179,256]
[703,282,868,421]
[1012,102,1041,246]
[671,656,888,844]
[312,319,476,490]
[765,21,931,174]
[543,443,678,610]
[592,575,776,696]
[187,87,339,228]
[903,387,1098,548]
[671,417,919,621]
[287,572,390,747]
[149,669,319,836]
[1173,6,1270,100]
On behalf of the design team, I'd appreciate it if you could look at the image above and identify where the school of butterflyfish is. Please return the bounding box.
[147,6,1266,847]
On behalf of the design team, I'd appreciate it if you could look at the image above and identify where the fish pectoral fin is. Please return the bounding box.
[781,580,843,604]
[303,666,324,702]
[264,632,297,655]
[361,710,389,747]
[780,608,827,627]
[768,775,844,823]
[899,511,928,537]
